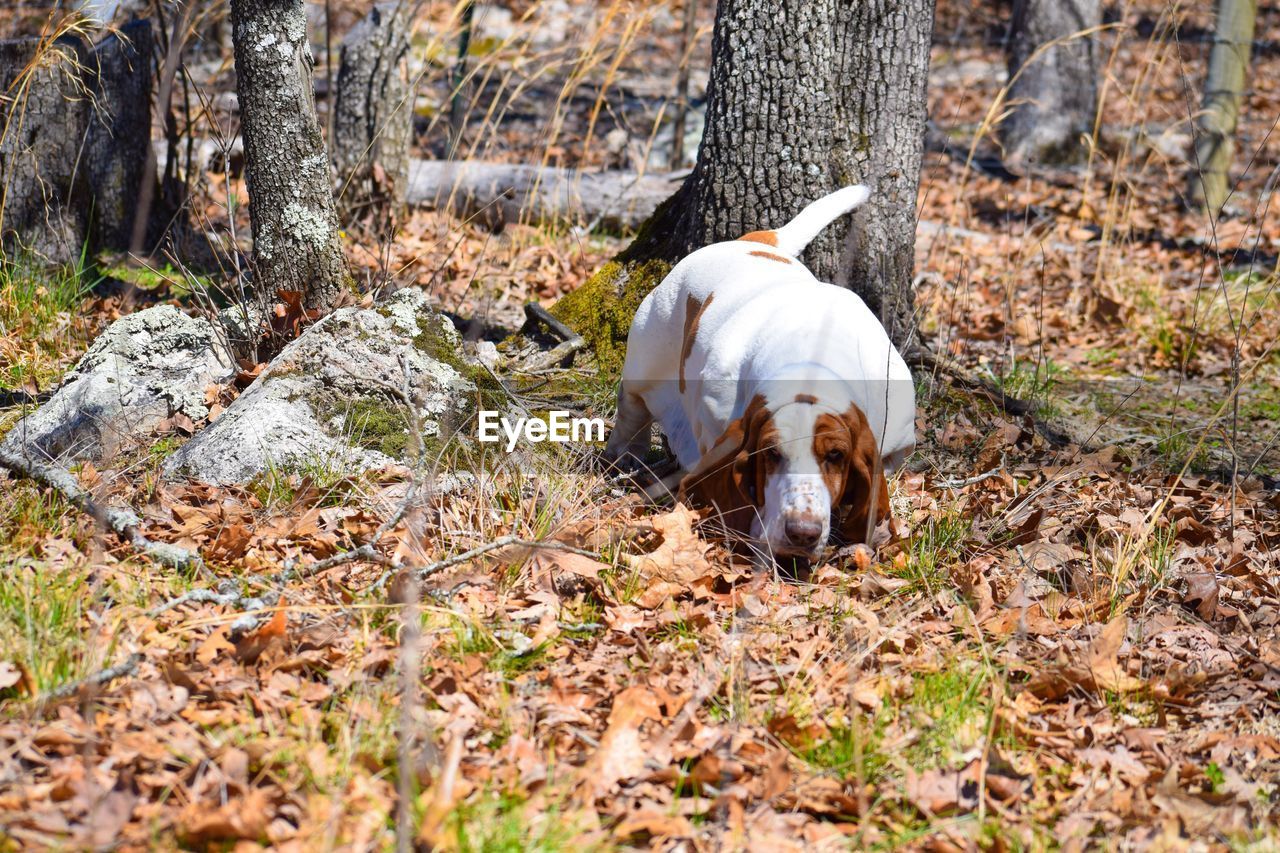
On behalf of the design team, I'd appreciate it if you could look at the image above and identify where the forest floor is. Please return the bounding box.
[2,1,1279,850]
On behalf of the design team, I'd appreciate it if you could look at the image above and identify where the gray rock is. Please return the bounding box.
[0,304,236,464]
[163,288,476,485]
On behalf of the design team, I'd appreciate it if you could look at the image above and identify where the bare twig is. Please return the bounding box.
[395,560,422,851]
[0,447,203,572]
[41,652,142,703]
[935,458,1007,490]
[407,535,602,581]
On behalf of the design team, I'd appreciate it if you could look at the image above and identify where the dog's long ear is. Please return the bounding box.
[835,405,891,546]
[679,395,767,531]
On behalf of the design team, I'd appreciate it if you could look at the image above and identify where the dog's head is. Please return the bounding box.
[679,394,890,560]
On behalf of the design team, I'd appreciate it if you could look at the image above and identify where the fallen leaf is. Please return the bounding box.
[905,760,981,816]
[612,809,694,841]
[0,661,22,690]
[1182,572,1235,620]
[576,686,661,801]
[178,787,271,844]
[235,608,288,663]
[1026,616,1143,699]
[605,605,645,633]
[622,504,713,584]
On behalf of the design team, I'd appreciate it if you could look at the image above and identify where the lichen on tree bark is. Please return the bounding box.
[230,0,350,313]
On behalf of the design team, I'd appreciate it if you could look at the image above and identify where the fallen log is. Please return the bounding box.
[404,160,688,232]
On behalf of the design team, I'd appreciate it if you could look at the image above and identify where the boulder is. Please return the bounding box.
[0,304,236,464]
[163,288,477,485]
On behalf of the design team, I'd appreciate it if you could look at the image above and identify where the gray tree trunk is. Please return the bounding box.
[677,0,849,279]
[1187,0,1257,214]
[85,19,154,253]
[1001,0,1101,168]
[556,0,935,353]
[0,37,92,265]
[230,0,349,313]
[835,1,936,348]
[332,1,413,229]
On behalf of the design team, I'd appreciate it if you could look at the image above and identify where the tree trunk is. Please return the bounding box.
[332,1,412,230]
[1187,0,1256,214]
[834,2,936,348]
[553,0,935,362]
[0,37,92,265]
[230,0,349,313]
[1001,0,1101,168]
[85,19,154,254]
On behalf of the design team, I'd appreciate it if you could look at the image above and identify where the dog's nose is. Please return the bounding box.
[784,517,823,549]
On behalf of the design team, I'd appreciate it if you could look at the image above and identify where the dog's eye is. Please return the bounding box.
[764,447,782,465]
[824,449,845,466]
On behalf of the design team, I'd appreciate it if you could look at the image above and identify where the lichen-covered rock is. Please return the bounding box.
[163,288,477,485]
[0,305,236,463]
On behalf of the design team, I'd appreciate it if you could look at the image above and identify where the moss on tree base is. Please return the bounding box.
[550,258,672,376]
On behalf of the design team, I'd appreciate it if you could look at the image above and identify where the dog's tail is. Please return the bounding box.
[741,185,871,257]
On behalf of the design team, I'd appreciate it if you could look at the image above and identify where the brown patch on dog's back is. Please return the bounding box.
[794,393,818,405]
[679,293,714,394]
[749,250,792,264]
[739,230,778,246]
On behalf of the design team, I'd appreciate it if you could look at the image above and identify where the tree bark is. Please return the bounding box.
[1187,0,1256,214]
[835,1,936,348]
[0,37,92,265]
[332,1,412,230]
[85,19,154,253]
[1001,0,1101,168]
[554,0,935,356]
[230,0,349,312]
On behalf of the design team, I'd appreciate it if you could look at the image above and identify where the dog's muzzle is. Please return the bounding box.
[766,475,831,557]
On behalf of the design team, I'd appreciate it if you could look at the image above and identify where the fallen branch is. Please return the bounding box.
[935,458,1007,489]
[365,534,604,595]
[147,581,278,619]
[520,302,585,372]
[0,446,203,572]
[409,535,602,581]
[41,652,142,703]
[907,346,1079,449]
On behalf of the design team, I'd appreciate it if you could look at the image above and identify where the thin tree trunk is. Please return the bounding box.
[0,37,92,265]
[230,0,349,313]
[668,0,699,171]
[554,0,934,360]
[1001,0,1101,168]
[333,1,412,229]
[85,19,153,254]
[1188,0,1257,214]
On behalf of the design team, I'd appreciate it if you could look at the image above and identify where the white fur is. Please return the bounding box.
[606,185,916,558]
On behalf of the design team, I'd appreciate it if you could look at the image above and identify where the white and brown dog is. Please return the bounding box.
[604,186,915,561]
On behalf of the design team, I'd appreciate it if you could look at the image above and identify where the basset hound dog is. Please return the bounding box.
[604,185,916,562]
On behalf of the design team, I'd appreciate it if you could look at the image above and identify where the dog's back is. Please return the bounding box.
[606,184,911,471]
